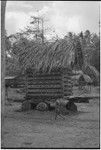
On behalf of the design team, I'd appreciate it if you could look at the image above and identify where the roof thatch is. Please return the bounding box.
[18,39,75,72]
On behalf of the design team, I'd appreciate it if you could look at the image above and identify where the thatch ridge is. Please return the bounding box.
[19,39,75,72]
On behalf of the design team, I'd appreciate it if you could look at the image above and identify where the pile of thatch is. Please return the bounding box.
[83,64,100,85]
[72,73,92,86]
[78,74,92,85]
[18,39,75,72]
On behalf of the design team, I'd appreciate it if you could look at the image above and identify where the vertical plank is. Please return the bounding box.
[25,71,28,99]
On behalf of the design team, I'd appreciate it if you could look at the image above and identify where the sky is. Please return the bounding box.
[5,1,100,39]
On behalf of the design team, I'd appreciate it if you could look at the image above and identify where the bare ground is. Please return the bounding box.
[2,87,100,148]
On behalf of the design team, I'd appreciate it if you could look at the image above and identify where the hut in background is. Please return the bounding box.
[19,39,75,105]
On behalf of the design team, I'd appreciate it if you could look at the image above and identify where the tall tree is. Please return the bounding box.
[1,0,7,147]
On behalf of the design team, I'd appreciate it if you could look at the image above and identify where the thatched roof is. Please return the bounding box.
[18,39,75,72]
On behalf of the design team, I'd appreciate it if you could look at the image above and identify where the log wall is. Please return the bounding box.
[26,69,73,101]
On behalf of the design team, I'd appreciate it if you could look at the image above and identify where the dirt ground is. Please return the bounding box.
[2,86,100,148]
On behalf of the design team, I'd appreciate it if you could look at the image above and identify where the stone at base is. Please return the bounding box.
[36,102,48,111]
[66,101,77,112]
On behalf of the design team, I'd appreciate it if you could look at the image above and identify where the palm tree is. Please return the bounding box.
[1,0,7,147]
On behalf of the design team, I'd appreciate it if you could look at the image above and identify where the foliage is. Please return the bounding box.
[6,55,21,76]
[90,35,100,72]
[5,33,22,76]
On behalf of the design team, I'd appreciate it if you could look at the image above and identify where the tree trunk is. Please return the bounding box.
[1,0,7,147]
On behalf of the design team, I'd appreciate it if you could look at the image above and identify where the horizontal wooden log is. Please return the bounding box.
[27,74,61,78]
[27,81,62,85]
[19,83,25,85]
[64,86,72,88]
[63,93,72,96]
[63,80,72,82]
[63,93,72,95]
[64,89,73,91]
[27,84,62,88]
[27,72,61,75]
[63,89,72,91]
[64,87,72,89]
[63,78,72,80]
[62,70,72,73]
[63,78,72,82]
[27,71,61,75]
[27,91,62,95]
[64,83,73,87]
[64,83,72,85]
[27,77,62,81]
[26,96,63,100]
[28,87,62,90]
[64,84,72,87]
[27,89,63,93]
[63,85,72,87]
[63,84,72,86]
[63,90,72,92]
[32,70,61,73]
[27,75,60,78]
[64,90,72,92]
[63,76,71,78]
[63,88,72,91]
[63,84,72,87]
[18,85,25,87]
[64,87,73,89]
[27,93,63,97]
[64,94,72,96]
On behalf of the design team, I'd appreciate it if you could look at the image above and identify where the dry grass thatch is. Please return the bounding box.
[18,39,75,72]
[72,73,92,85]
[79,74,93,84]
[83,64,100,85]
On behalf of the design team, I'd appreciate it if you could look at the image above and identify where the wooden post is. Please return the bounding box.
[1,0,7,147]
[41,18,44,43]
[25,70,28,100]
[62,73,65,99]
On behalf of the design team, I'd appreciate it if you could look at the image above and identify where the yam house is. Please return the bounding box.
[19,39,75,105]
